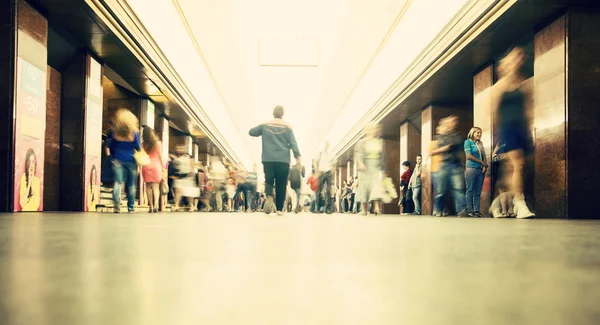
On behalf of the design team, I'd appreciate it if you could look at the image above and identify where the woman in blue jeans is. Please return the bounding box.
[464,127,487,217]
[106,109,141,213]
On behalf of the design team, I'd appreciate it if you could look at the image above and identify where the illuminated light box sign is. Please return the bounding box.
[14,58,46,212]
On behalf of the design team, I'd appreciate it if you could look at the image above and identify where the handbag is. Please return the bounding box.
[160,179,169,195]
[134,149,151,166]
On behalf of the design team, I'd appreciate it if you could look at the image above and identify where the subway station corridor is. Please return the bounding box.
[2,212,600,325]
[3,0,600,323]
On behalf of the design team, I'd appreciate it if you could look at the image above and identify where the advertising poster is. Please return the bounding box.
[13,58,47,212]
[83,56,103,211]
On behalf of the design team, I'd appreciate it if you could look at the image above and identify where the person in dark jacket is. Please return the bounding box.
[249,105,301,215]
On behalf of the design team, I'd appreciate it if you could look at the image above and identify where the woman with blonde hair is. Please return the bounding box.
[105,109,141,213]
[354,123,385,216]
[464,126,487,217]
[141,127,164,213]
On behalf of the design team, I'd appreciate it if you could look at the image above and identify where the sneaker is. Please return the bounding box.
[458,209,469,218]
[263,197,274,215]
[514,198,535,219]
[276,210,284,216]
[114,208,120,214]
[490,208,502,218]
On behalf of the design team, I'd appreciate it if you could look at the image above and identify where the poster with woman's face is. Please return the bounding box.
[85,157,100,212]
[13,56,46,212]
[83,56,103,211]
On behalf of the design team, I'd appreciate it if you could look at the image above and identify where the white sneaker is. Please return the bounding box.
[490,208,499,218]
[276,210,284,216]
[514,197,535,219]
[264,197,274,215]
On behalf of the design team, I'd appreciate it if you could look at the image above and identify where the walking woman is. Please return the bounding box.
[464,127,487,217]
[354,123,385,216]
[249,105,301,215]
[493,47,535,218]
[106,109,141,213]
[141,127,164,213]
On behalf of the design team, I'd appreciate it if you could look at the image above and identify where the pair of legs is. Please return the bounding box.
[112,160,138,212]
[145,182,160,212]
[362,200,381,215]
[317,170,333,214]
[464,167,485,213]
[412,186,422,214]
[173,189,195,212]
[291,187,301,212]
[263,162,290,212]
[434,162,466,216]
[237,183,256,212]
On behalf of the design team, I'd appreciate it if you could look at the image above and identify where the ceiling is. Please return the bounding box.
[335,0,600,164]
[170,0,411,163]
[33,0,232,160]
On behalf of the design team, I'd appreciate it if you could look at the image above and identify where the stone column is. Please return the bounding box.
[44,67,61,211]
[399,121,421,165]
[566,9,600,218]
[532,11,600,218]
[383,139,400,214]
[156,116,169,166]
[193,143,199,163]
[186,136,193,156]
[140,99,155,129]
[60,53,104,211]
[473,65,494,216]
[421,104,473,215]
[346,161,351,180]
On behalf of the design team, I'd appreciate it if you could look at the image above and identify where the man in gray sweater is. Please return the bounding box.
[249,105,301,215]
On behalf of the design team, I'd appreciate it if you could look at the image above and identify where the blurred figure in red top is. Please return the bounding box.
[306,168,320,213]
[399,161,413,214]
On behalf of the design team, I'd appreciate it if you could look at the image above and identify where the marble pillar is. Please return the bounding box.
[421,104,473,215]
[60,53,103,211]
[383,139,400,214]
[2,0,49,212]
[473,65,494,217]
[44,67,61,211]
[533,15,567,218]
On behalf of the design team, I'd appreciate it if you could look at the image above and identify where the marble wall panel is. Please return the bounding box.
[44,66,61,211]
[60,53,86,211]
[420,107,433,215]
[0,0,17,211]
[383,139,400,214]
[567,9,600,218]
[473,65,494,216]
[17,0,47,47]
[534,14,567,218]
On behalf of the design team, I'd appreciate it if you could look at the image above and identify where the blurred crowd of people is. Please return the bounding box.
[102,48,534,218]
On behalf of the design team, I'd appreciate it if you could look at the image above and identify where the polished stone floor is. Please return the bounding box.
[0,212,599,325]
